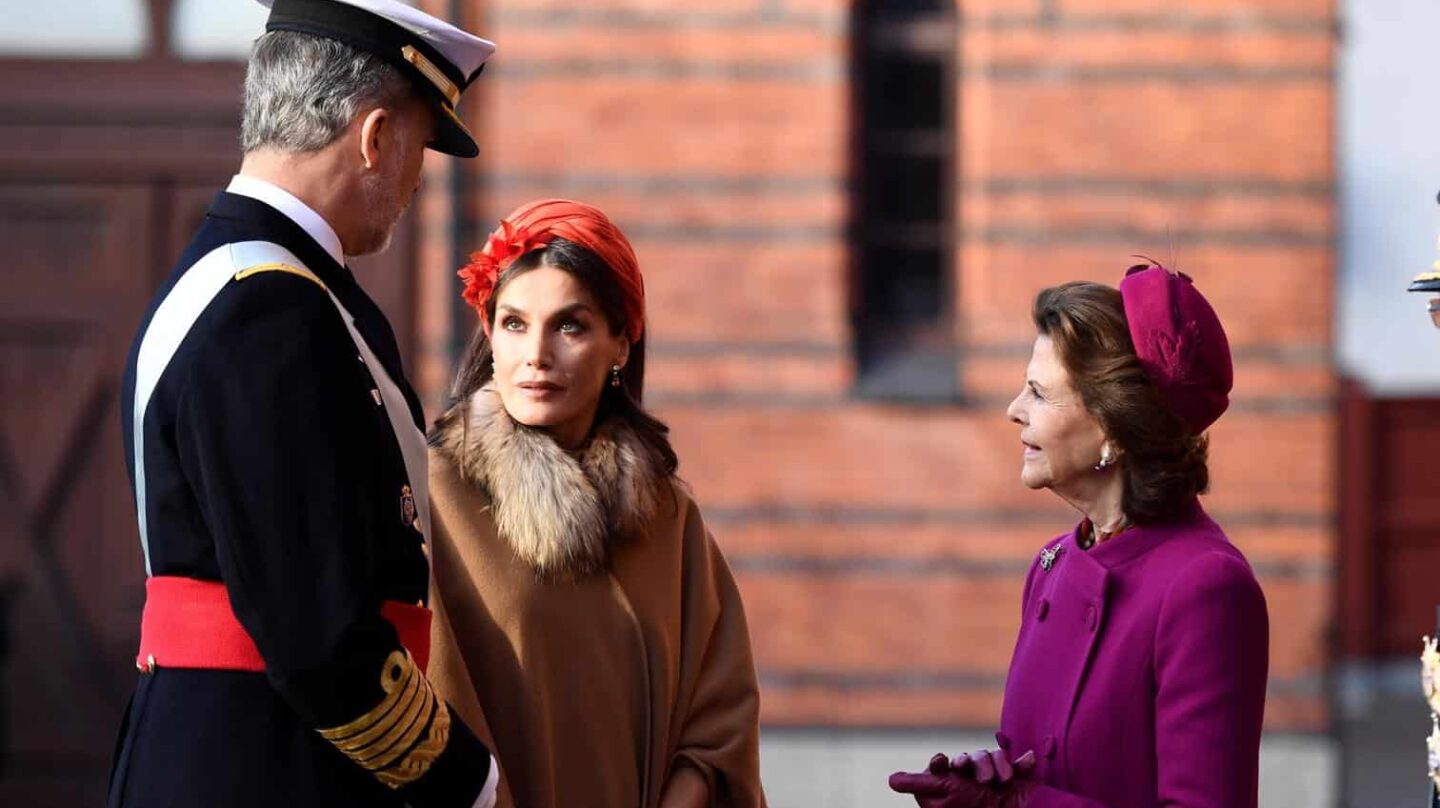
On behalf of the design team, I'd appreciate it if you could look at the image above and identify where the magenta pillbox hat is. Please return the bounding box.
[1119,263,1233,434]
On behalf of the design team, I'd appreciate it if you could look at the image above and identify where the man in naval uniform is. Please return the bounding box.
[108,1,499,805]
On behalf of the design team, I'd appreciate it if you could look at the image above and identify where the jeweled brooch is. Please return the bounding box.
[1039,543,1063,572]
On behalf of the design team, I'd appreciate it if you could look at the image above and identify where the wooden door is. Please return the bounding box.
[1338,380,1440,658]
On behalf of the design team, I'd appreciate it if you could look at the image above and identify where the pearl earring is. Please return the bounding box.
[610,364,622,387]
[1093,444,1116,471]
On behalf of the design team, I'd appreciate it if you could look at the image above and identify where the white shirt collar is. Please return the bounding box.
[226,175,346,266]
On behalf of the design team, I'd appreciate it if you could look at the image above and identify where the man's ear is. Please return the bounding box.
[357,107,391,171]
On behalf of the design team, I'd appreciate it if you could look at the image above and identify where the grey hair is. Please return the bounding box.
[241,30,412,154]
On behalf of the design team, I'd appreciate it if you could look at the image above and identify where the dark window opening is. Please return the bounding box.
[850,0,957,401]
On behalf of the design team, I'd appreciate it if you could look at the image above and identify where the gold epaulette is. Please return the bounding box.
[317,650,450,789]
[234,263,325,288]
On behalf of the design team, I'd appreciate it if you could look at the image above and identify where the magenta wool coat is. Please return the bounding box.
[996,500,1269,808]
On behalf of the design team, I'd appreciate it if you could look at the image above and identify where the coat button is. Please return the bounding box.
[995,732,1011,751]
[1036,599,1050,621]
[1085,604,1098,632]
[1042,735,1057,759]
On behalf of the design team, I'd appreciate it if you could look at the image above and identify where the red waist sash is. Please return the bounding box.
[136,576,431,673]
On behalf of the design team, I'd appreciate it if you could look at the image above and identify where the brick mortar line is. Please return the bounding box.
[648,391,1335,413]
[960,11,1336,34]
[975,226,1333,247]
[487,8,1333,34]
[488,8,846,31]
[965,393,1334,414]
[703,506,1330,528]
[728,554,1332,580]
[457,221,1333,245]
[734,556,1032,576]
[486,172,842,194]
[970,63,1330,83]
[965,342,1331,364]
[521,221,844,242]
[0,113,238,128]
[758,669,1325,695]
[648,341,1330,365]
[650,392,847,408]
[483,60,1329,83]
[650,340,845,357]
[966,176,1333,198]
[484,173,1331,198]
[489,60,842,81]
[761,670,1008,691]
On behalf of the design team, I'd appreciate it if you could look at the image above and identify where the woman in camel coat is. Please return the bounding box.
[426,199,766,808]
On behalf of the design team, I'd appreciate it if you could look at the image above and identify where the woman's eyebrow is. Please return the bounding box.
[498,302,594,319]
[550,303,593,318]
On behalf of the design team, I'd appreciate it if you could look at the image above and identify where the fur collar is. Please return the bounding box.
[431,388,669,580]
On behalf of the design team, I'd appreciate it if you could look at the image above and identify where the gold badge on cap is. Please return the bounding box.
[402,45,460,107]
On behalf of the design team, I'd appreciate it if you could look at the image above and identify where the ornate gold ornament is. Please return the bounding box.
[317,649,449,788]
[1423,636,1440,716]
[401,45,460,107]
[1428,715,1440,791]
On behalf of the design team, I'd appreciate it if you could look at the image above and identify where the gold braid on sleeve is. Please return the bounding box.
[317,649,451,789]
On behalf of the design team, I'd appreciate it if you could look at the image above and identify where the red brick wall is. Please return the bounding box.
[420,0,1336,731]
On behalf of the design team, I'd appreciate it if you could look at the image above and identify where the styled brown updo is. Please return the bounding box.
[1032,281,1210,524]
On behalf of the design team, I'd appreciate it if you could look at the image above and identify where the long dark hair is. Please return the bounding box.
[443,237,679,476]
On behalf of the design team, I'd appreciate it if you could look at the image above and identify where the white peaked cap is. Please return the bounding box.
[255,0,496,157]
[257,0,494,79]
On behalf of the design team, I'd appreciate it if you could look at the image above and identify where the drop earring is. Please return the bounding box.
[610,364,622,387]
[1093,444,1116,471]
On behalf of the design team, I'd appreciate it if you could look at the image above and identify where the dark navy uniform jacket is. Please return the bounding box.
[109,189,495,807]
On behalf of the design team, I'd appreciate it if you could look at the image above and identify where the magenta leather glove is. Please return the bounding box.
[889,750,1037,808]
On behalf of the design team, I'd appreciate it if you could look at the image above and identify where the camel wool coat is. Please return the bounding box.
[425,390,766,808]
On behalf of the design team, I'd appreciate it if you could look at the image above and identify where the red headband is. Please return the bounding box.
[458,199,646,343]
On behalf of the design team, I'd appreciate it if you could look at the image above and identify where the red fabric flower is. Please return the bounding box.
[458,219,547,334]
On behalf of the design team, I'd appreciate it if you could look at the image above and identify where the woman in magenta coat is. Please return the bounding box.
[891,264,1269,808]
